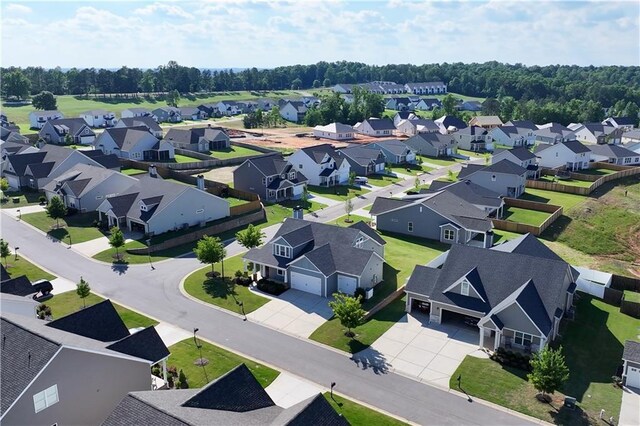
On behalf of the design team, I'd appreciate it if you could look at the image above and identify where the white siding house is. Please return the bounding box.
[313,123,355,141]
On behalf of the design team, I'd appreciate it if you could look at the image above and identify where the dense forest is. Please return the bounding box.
[2,61,640,108]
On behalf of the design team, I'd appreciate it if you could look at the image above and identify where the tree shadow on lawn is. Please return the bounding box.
[202,277,240,303]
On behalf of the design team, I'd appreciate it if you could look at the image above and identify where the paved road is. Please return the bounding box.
[1,158,533,425]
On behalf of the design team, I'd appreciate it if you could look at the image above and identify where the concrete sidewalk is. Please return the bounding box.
[308,193,342,207]
[620,387,640,426]
[3,204,46,218]
[265,372,325,408]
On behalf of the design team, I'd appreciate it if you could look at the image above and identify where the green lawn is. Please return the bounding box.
[390,165,431,176]
[167,338,279,389]
[323,393,408,426]
[174,154,203,164]
[538,176,594,188]
[308,185,367,201]
[520,189,587,210]
[503,206,552,226]
[493,229,526,244]
[45,291,158,329]
[0,191,43,209]
[183,254,270,314]
[329,215,371,227]
[365,173,402,186]
[457,149,491,160]
[225,197,250,207]
[2,256,56,281]
[22,211,106,243]
[209,145,264,159]
[577,168,616,176]
[624,290,640,303]
[120,168,147,176]
[262,199,326,228]
[421,157,462,167]
[450,295,640,425]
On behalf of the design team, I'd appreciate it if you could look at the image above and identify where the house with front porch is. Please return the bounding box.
[534,140,591,171]
[435,115,467,134]
[243,218,385,297]
[354,118,396,137]
[368,139,417,164]
[233,153,308,202]
[288,144,350,187]
[457,160,527,198]
[454,126,492,152]
[395,118,440,136]
[405,233,578,353]
[152,107,182,123]
[94,126,174,161]
[489,125,536,148]
[165,126,230,152]
[79,110,116,128]
[39,119,96,145]
[404,132,457,158]
[114,116,163,138]
[370,190,495,247]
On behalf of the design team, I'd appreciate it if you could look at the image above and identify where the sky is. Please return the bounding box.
[2,0,639,69]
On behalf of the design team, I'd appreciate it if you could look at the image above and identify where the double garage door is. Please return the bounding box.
[290,272,322,296]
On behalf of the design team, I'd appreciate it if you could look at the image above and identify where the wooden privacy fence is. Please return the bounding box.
[364,286,406,319]
[165,142,277,170]
[491,197,563,236]
[526,163,640,196]
[611,274,640,292]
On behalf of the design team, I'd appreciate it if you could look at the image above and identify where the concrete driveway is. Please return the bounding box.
[247,289,333,338]
[354,313,488,389]
[620,386,640,426]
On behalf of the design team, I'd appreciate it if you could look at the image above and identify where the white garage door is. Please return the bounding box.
[5,174,20,190]
[80,135,95,145]
[337,274,357,295]
[290,272,322,296]
[375,163,385,172]
[628,366,640,389]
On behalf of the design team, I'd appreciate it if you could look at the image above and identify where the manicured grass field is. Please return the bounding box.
[45,291,158,329]
[323,393,408,425]
[308,185,368,201]
[538,176,594,188]
[209,145,264,159]
[262,200,326,228]
[173,154,203,163]
[503,206,552,226]
[22,211,106,243]
[1,191,43,209]
[450,295,640,425]
[457,149,491,159]
[492,229,526,244]
[520,189,587,210]
[577,168,616,176]
[2,255,56,281]
[390,165,430,176]
[624,290,640,303]
[167,338,279,389]
[329,215,371,227]
[365,173,402,186]
[421,157,462,167]
[120,168,147,176]
[183,255,270,314]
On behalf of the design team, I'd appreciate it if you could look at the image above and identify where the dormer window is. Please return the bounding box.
[273,244,291,258]
[355,237,364,248]
[461,279,470,296]
[289,172,296,180]
[140,204,147,212]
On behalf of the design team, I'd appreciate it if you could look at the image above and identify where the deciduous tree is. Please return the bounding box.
[32,91,57,110]
[45,196,67,228]
[194,236,226,278]
[329,293,365,338]
[235,224,265,250]
[528,346,570,401]
[109,227,125,261]
[0,239,10,267]
[76,277,91,308]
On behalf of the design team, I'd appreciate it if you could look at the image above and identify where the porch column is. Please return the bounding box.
[479,326,485,349]
[406,296,412,313]
[162,359,168,384]
[494,331,501,351]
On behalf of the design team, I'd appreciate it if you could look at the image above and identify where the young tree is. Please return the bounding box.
[109,227,125,261]
[45,196,67,228]
[344,196,354,222]
[235,224,265,250]
[328,293,366,338]
[194,236,226,278]
[166,89,180,107]
[528,346,570,401]
[348,171,356,187]
[442,94,457,116]
[301,186,310,209]
[76,277,91,309]
[177,369,189,389]
[0,177,9,193]
[0,239,10,267]
[414,176,421,191]
[32,91,58,110]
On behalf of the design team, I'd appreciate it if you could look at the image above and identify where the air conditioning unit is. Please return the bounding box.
[365,287,374,300]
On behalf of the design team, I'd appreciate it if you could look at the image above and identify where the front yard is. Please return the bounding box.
[22,211,106,243]
[449,295,640,425]
[323,392,408,426]
[366,173,403,186]
[538,176,594,188]
[183,254,270,314]
[0,191,43,209]
[2,255,56,281]
[503,206,552,226]
[389,164,432,176]
[308,185,368,201]
[421,156,463,167]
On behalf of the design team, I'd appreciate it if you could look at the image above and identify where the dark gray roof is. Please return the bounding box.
[458,160,527,179]
[406,265,440,296]
[82,151,121,169]
[623,340,640,363]
[180,107,203,116]
[46,299,130,342]
[117,116,162,132]
[5,152,47,176]
[560,140,591,154]
[516,280,552,335]
[102,394,189,426]
[45,118,93,137]
[370,139,415,156]
[395,111,412,119]
[364,118,395,131]
[404,133,455,152]
[106,326,170,364]
[456,125,488,136]
[369,197,412,215]
[424,180,503,208]
[436,116,467,130]
[165,127,229,145]
[338,146,385,167]
[101,126,157,150]
[26,161,55,178]
[1,317,62,413]
[29,110,62,118]
[588,144,640,158]
[607,117,636,126]
[272,394,349,426]
[494,147,537,161]
[300,144,345,167]
[492,233,564,262]
[244,153,306,181]
[349,220,386,245]
[104,192,139,218]
[505,120,538,130]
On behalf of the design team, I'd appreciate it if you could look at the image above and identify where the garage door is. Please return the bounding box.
[290,272,322,296]
[5,174,20,190]
[628,366,640,389]
[80,135,95,145]
[337,274,357,295]
[375,163,385,172]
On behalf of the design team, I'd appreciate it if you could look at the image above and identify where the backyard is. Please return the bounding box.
[538,176,593,188]
[173,153,203,164]
[120,168,147,176]
[209,145,264,159]
[503,206,552,226]
[22,211,106,243]
[449,295,640,425]
[0,191,43,209]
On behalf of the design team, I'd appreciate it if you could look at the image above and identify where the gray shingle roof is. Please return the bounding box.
[338,146,385,167]
[102,394,189,426]
[348,220,386,245]
[300,144,345,167]
[456,125,488,136]
[435,116,467,130]
[623,340,640,363]
[364,118,395,131]
[46,299,130,342]
[272,394,349,426]
[404,133,455,151]
[494,147,537,161]
[588,144,640,158]
[458,159,527,179]
[424,180,503,208]
[106,326,170,364]
[45,118,93,137]
[506,120,537,130]
[117,116,162,132]
[101,126,157,150]
[405,265,440,296]
[370,139,414,156]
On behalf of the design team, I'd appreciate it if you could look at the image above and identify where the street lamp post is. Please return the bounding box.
[14,247,19,261]
[330,382,336,401]
[193,328,209,383]
[146,238,154,270]
[237,300,246,321]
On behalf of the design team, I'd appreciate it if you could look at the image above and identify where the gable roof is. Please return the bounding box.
[404,132,455,151]
[338,146,384,166]
[471,116,503,126]
[505,120,538,130]
[43,118,93,137]
[604,117,636,126]
[271,394,349,426]
[0,274,39,297]
[43,163,135,198]
[299,144,344,166]
[101,126,157,150]
[117,116,162,133]
[493,147,537,161]
[106,326,170,364]
[314,122,354,133]
[456,125,488,136]
[424,180,503,208]
[363,118,395,131]
[623,340,640,363]
[46,299,130,342]
[348,220,386,245]
[165,127,229,145]
[588,144,640,159]
[458,159,527,179]
[434,115,467,130]
[370,139,414,155]
[534,140,590,154]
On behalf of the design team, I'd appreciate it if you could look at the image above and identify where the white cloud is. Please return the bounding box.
[134,2,194,19]
[5,3,32,14]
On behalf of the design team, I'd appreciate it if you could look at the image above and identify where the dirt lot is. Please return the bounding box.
[194,166,237,184]
[234,130,405,152]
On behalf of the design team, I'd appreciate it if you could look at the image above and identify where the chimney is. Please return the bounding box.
[292,205,303,220]
[483,230,494,249]
[196,175,205,190]
[149,164,157,178]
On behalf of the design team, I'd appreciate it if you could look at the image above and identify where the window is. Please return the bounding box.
[299,164,303,169]
[289,172,296,180]
[624,157,632,164]
[407,221,413,232]
[95,195,103,200]
[460,279,470,296]
[273,244,291,258]
[268,190,275,198]
[514,331,533,347]
[262,177,267,185]
[355,237,364,248]
[276,269,285,276]
[443,229,455,241]
[33,385,59,413]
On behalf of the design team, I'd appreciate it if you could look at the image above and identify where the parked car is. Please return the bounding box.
[354,176,369,185]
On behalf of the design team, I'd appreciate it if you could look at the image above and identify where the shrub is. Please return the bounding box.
[177,369,189,389]
[39,196,47,205]
[354,287,366,300]
[257,278,287,295]
[234,270,243,279]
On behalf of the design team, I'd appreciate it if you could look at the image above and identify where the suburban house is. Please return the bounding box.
[312,122,355,141]
[469,116,504,130]
[404,233,578,353]
[404,132,457,158]
[622,129,640,145]
[165,126,230,152]
[505,120,538,130]
[1,301,170,425]
[385,97,415,111]
[97,169,230,235]
[371,190,494,247]
[337,146,386,176]
[621,340,640,389]
[43,164,138,212]
[435,115,467,134]
[197,103,220,118]
[458,159,527,198]
[414,98,442,111]
[588,144,640,166]
[39,118,96,145]
[114,116,163,138]
[1,113,20,132]
[257,98,277,111]
[216,101,243,116]
[2,144,108,190]
[103,364,348,426]
[404,81,447,95]
[393,111,416,126]
[233,153,308,202]
[1,127,30,145]
[368,139,417,164]
[29,110,64,129]
[354,118,396,137]
[417,180,505,218]
[534,140,591,171]
[602,116,637,132]
[457,101,482,111]
[280,101,307,123]
[396,118,440,136]
[491,147,540,179]
[1,138,37,156]
[95,126,174,161]
[454,126,492,151]
[121,108,152,119]
[489,125,536,147]
[244,218,385,297]
[569,123,623,145]
[79,110,116,128]
[288,144,350,187]
[152,107,182,123]
[534,123,576,145]
[179,106,208,121]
